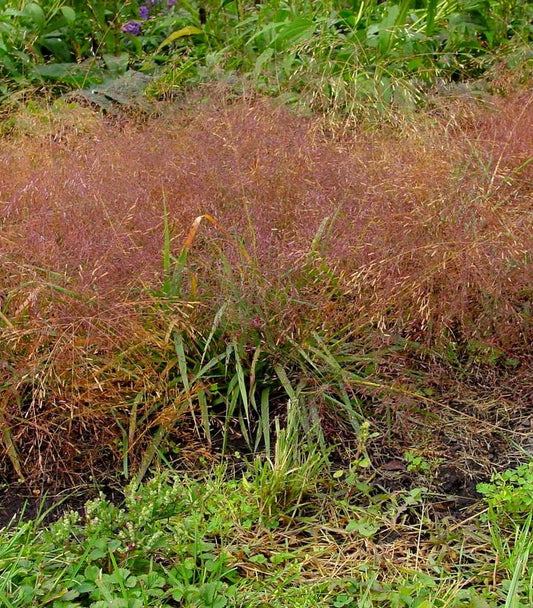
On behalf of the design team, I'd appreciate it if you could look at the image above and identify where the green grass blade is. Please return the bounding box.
[134,425,166,488]
[274,364,298,405]
[200,303,227,366]
[191,351,227,384]
[174,332,190,393]
[198,388,211,446]
[222,385,240,454]
[232,339,250,419]
[504,514,533,608]
[258,387,271,455]
[426,0,437,35]
[174,331,197,430]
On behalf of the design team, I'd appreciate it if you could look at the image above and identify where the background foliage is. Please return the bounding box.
[1,0,532,111]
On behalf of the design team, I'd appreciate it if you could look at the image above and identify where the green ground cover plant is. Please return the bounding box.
[1,455,533,606]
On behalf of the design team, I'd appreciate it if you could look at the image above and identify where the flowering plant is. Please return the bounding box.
[122,0,178,37]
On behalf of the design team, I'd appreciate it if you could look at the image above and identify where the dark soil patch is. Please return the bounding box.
[2,378,530,529]
[0,481,99,528]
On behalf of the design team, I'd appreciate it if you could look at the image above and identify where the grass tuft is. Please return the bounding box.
[0,88,531,486]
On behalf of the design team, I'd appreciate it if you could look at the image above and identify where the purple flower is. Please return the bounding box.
[139,5,149,19]
[121,21,142,36]
[167,0,177,6]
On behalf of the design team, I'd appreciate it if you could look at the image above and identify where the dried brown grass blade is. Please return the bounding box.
[0,394,24,481]
[183,214,251,262]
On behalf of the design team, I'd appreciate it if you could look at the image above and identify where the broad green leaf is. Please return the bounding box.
[84,565,101,582]
[33,62,85,80]
[468,594,492,608]
[60,6,76,24]
[253,47,274,78]
[39,37,71,62]
[270,17,316,50]
[24,2,45,28]
[377,4,399,55]
[75,582,96,594]
[245,21,280,47]
[156,26,204,52]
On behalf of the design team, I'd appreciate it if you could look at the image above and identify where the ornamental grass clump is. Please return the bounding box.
[0,89,531,483]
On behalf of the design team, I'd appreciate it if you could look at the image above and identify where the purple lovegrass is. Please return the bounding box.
[121,21,142,36]
[2,93,531,353]
[2,89,532,491]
